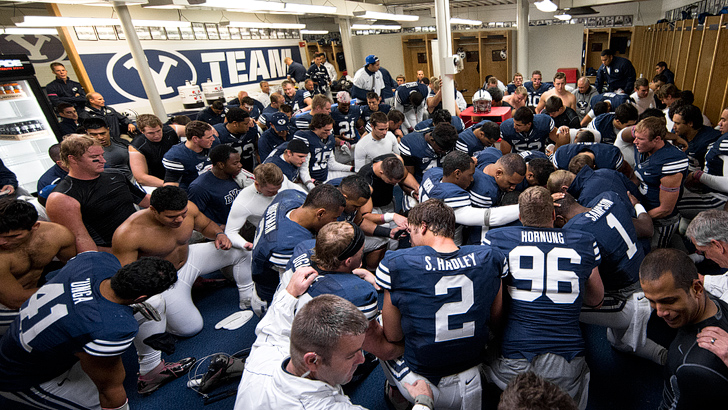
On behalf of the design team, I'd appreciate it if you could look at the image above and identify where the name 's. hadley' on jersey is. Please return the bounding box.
[425,252,478,271]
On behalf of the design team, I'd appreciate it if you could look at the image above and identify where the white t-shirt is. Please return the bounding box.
[354,131,400,171]
[630,90,655,115]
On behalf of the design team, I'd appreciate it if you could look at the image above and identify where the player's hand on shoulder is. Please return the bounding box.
[353,268,380,291]
[697,326,728,366]
[286,266,318,297]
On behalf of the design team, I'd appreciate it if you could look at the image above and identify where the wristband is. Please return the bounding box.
[694,170,704,182]
[414,394,434,410]
[634,204,646,217]
[659,184,680,193]
[373,225,392,238]
[215,232,226,236]
[383,212,395,223]
[102,399,129,410]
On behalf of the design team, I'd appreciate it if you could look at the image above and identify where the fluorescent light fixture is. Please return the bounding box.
[15,0,98,4]
[228,21,304,29]
[554,13,571,20]
[0,27,59,35]
[352,11,418,22]
[351,24,401,30]
[133,20,192,27]
[205,0,285,11]
[284,3,337,14]
[14,16,191,28]
[269,23,305,29]
[535,0,558,12]
[15,16,120,26]
[450,18,482,25]
[142,0,195,8]
[227,21,266,28]
[301,29,328,34]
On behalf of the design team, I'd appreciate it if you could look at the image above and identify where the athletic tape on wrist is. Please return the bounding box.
[414,394,434,410]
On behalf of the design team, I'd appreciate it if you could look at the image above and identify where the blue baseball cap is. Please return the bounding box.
[365,55,379,66]
[270,112,290,132]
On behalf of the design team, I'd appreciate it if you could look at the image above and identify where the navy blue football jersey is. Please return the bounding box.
[552,142,624,170]
[251,189,312,302]
[187,171,241,225]
[293,112,312,131]
[500,114,555,153]
[633,143,688,214]
[589,92,633,113]
[284,89,310,113]
[399,131,443,183]
[589,113,619,145]
[360,103,391,124]
[375,245,505,382]
[286,242,378,320]
[563,192,643,291]
[258,127,287,161]
[263,142,301,182]
[214,122,257,172]
[567,166,637,212]
[484,226,600,361]
[0,252,137,390]
[518,150,549,162]
[419,167,472,209]
[414,116,465,134]
[331,105,362,142]
[524,81,554,107]
[466,170,503,244]
[293,130,337,182]
[475,147,503,171]
[162,142,215,191]
[395,82,430,108]
[456,120,492,155]
[686,126,721,172]
[705,133,728,177]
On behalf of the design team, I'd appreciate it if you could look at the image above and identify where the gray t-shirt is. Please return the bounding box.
[572,86,599,120]
[103,141,132,181]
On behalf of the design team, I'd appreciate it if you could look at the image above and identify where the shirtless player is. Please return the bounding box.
[113,186,252,393]
[0,199,76,335]
[112,185,252,335]
[536,72,577,114]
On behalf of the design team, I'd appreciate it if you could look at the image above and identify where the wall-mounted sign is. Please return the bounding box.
[79,45,301,105]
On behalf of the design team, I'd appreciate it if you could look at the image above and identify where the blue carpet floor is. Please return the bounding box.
[1,278,665,410]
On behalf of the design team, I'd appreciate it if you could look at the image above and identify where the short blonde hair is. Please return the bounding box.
[254,163,284,186]
[60,134,99,167]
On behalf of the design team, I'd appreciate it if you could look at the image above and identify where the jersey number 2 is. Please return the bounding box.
[19,283,69,352]
[434,275,475,342]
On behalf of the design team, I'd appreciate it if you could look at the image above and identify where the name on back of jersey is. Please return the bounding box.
[264,203,279,235]
[520,231,565,244]
[425,252,478,271]
[71,278,93,304]
[584,198,613,222]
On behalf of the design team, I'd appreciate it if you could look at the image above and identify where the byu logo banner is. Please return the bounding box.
[0,34,68,63]
[80,45,301,105]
